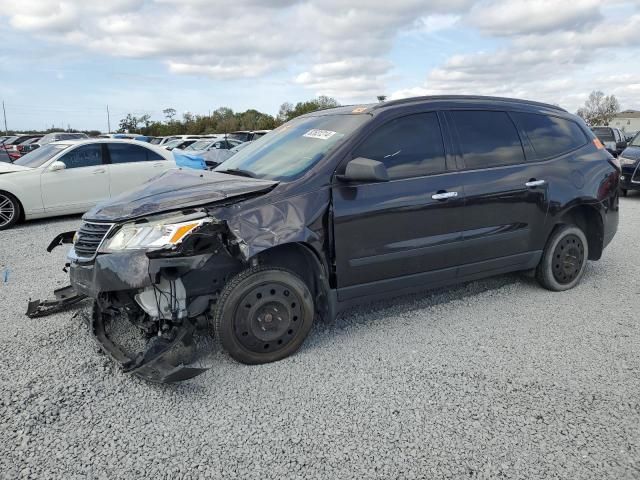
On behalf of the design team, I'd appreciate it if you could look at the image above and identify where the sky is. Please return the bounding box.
[0,0,638,132]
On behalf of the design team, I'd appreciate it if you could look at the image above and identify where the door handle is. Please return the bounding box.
[431,191,458,200]
[525,179,546,187]
[93,169,106,174]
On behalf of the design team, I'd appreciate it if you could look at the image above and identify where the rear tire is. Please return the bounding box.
[213,266,315,364]
[0,192,20,231]
[536,225,588,291]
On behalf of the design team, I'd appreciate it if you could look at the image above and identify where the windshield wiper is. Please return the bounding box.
[216,168,256,178]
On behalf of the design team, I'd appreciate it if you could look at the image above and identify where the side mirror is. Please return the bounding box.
[340,157,389,183]
[50,161,66,171]
[616,141,627,150]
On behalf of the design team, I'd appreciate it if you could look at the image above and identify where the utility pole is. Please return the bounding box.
[107,105,111,133]
[2,101,7,135]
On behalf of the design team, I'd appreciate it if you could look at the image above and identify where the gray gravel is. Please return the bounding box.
[1,198,639,480]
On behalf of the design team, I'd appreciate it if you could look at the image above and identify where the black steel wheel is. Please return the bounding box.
[536,225,589,292]
[214,266,314,364]
[550,234,585,285]
[0,191,20,230]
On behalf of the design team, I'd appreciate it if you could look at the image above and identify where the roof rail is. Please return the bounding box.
[374,95,567,113]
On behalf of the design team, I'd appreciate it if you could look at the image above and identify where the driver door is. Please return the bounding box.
[40,144,110,214]
[331,111,467,300]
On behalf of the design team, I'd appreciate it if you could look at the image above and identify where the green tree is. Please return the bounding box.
[278,96,340,122]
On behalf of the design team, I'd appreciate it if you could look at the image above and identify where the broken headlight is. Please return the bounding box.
[100,217,207,252]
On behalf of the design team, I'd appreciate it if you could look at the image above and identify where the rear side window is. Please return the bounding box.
[353,112,446,179]
[592,127,614,142]
[107,143,165,163]
[451,111,525,169]
[513,112,587,159]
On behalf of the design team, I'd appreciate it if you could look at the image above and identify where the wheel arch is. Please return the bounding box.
[557,203,604,260]
[252,242,333,322]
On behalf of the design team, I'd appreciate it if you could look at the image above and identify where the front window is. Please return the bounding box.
[13,143,71,168]
[215,114,369,181]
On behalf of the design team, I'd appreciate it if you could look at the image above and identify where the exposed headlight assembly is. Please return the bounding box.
[100,217,207,252]
[619,157,637,167]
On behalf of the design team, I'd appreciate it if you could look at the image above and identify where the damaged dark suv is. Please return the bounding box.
[38,96,619,382]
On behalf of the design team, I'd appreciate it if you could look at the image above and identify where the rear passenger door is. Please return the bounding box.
[106,143,174,196]
[447,110,549,271]
[332,112,467,299]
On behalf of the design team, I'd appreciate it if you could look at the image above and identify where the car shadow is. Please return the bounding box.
[306,272,530,352]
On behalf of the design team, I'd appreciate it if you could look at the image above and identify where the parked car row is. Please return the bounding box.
[1,132,89,162]
[21,95,620,384]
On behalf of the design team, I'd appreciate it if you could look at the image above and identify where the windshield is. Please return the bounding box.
[13,143,71,168]
[186,140,213,151]
[630,133,640,147]
[215,114,369,181]
[592,128,614,142]
[164,139,183,148]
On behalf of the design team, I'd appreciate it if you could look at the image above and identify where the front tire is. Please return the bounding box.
[536,225,588,291]
[213,266,315,364]
[0,192,20,230]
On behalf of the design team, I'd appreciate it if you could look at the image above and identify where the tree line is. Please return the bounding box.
[117,96,340,136]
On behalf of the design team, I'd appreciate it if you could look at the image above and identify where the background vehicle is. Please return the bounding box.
[37,132,89,147]
[163,139,199,151]
[181,138,243,155]
[62,96,619,382]
[1,135,41,161]
[0,139,175,229]
[201,140,253,168]
[16,137,42,156]
[227,130,271,142]
[619,132,640,196]
[592,126,627,157]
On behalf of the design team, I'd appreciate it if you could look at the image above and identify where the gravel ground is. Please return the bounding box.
[1,198,639,480]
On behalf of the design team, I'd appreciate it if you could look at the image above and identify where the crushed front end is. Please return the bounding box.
[67,211,246,383]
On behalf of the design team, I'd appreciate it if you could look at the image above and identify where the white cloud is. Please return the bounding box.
[469,0,602,35]
[0,0,639,109]
[392,4,640,111]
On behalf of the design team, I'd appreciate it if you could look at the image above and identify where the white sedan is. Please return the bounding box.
[0,139,176,230]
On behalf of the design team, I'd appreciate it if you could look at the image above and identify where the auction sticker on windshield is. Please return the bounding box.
[303,129,337,140]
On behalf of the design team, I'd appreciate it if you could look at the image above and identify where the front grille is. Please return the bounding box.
[632,164,640,183]
[74,222,113,258]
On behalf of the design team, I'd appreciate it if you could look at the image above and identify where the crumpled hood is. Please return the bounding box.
[85,168,278,223]
[0,162,32,174]
[620,146,640,161]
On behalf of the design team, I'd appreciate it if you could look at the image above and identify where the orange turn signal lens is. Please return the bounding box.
[169,223,200,244]
[593,138,605,150]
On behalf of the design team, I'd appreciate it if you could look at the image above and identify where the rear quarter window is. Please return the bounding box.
[513,113,588,159]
